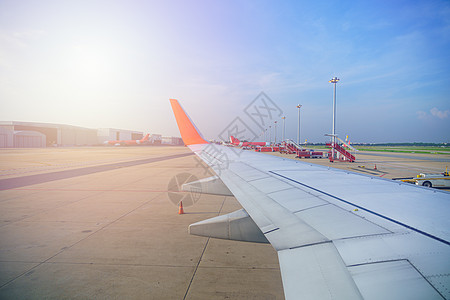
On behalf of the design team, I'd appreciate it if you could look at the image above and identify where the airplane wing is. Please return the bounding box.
[169,99,450,299]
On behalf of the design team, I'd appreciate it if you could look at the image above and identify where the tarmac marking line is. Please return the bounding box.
[9,188,174,192]
[183,196,227,300]
[0,152,194,190]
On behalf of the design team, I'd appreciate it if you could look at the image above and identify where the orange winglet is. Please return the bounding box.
[170,99,209,146]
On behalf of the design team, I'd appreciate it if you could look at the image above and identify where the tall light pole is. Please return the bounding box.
[329,76,340,159]
[269,125,272,145]
[274,121,278,144]
[296,104,302,146]
[281,116,286,142]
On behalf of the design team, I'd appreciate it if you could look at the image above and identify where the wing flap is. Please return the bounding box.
[278,243,362,300]
[348,260,443,300]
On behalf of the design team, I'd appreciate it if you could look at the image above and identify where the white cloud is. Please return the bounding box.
[430,107,449,119]
[417,108,449,120]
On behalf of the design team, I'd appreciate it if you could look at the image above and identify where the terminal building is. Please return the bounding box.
[97,128,143,145]
[0,121,183,148]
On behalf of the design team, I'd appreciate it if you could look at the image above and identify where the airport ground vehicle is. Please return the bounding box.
[413,172,450,188]
[400,168,450,188]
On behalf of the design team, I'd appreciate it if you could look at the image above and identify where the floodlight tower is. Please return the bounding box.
[274,121,278,144]
[296,104,302,146]
[329,76,340,159]
[281,116,286,142]
[269,125,272,145]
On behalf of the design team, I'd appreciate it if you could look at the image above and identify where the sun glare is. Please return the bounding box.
[66,43,115,81]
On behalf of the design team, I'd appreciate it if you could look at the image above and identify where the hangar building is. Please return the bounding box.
[0,121,101,147]
[0,127,47,148]
[0,121,180,148]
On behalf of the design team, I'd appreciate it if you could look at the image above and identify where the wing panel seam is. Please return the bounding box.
[292,203,330,214]
[347,258,408,268]
[270,171,450,246]
[288,240,332,250]
[264,228,280,234]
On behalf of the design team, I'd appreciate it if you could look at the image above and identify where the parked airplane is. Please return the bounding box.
[230,135,270,147]
[103,133,150,146]
[169,99,450,300]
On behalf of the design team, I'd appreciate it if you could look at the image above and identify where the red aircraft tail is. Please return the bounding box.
[141,134,150,142]
[230,136,240,145]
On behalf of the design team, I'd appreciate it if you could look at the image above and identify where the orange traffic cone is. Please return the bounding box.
[178,201,184,215]
[374,164,377,170]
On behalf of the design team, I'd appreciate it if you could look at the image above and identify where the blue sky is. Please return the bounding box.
[0,0,449,143]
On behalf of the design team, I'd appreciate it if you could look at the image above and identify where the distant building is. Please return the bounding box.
[97,128,143,144]
[0,121,97,147]
[162,136,184,145]
[0,121,175,148]
[0,127,46,148]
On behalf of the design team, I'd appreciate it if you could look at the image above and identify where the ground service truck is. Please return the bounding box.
[400,167,450,188]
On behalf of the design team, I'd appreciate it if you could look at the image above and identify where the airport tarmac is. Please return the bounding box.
[1,146,449,299]
[0,146,283,299]
[267,150,450,190]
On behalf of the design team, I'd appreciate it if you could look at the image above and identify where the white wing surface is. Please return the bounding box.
[170,99,450,299]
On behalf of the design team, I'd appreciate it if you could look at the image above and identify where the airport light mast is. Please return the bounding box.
[329,76,340,159]
[269,125,272,145]
[274,121,278,144]
[282,116,286,142]
[296,104,302,146]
